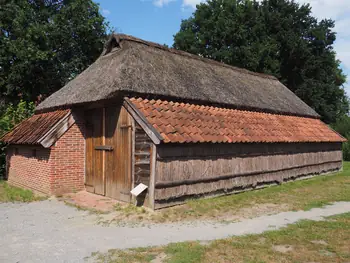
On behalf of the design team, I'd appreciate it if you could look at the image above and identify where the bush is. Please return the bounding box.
[342,141,350,161]
[331,115,350,161]
[0,101,35,178]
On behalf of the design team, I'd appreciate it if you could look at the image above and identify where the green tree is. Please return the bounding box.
[331,115,350,161]
[0,0,108,106]
[173,0,348,123]
[0,0,108,177]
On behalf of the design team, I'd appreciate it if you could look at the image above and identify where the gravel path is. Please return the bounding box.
[1,200,350,263]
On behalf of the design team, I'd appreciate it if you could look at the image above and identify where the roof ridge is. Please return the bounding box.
[108,34,278,81]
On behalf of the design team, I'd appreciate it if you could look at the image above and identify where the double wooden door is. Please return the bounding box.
[85,106,132,202]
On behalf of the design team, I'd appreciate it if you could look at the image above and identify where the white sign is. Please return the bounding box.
[130,183,148,196]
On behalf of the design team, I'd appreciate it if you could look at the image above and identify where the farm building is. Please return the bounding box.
[1,34,346,209]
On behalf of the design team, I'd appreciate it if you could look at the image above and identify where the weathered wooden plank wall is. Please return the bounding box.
[134,123,152,185]
[133,123,153,207]
[154,142,342,208]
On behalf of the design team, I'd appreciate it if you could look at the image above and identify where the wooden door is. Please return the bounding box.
[105,107,132,202]
[85,106,132,202]
[85,108,104,195]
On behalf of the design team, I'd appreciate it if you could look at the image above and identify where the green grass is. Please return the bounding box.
[165,242,205,263]
[90,212,350,263]
[0,180,45,202]
[186,162,350,213]
[90,249,157,263]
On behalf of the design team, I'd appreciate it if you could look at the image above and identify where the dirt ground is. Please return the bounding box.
[1,198,350,263]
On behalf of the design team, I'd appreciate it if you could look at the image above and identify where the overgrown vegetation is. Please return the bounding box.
[332,115,350,161]
[90,212,350,263]
[174,0,348,124]
[0,180,43,202]
[95,162,350,225]
[0,101,35,177]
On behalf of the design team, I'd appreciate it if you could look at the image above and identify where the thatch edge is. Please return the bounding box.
[35,91,321,119]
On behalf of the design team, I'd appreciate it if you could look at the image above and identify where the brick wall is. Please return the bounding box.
[49,113,85,195]
[7,146,51,194]
[6,111,86,195]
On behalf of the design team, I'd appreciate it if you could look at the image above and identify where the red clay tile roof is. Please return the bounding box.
[129,98,346,144]
[1,110,70,145]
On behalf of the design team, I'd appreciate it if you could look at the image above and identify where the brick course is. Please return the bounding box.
[6,112,86,195]
[7,146,51,194]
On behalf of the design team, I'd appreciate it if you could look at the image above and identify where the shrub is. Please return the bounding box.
[342,141,350,161]
[331,115,350,161]
[0,101,35,178]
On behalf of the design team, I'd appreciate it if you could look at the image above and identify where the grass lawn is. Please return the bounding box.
[104,162,350,224]
[0,180,44,202]
[90,212,350,263]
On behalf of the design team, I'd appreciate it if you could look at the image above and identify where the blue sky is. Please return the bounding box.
[95,0,194,46]
[96,0,350,94]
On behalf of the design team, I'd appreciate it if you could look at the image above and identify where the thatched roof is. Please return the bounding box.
[36,34,319,118]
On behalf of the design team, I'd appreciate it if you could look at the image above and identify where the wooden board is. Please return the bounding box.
[85,108,104,195]
[154,143,343,202]
[105,107,132,202]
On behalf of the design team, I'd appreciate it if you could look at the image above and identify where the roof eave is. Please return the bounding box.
[38,111,75,148]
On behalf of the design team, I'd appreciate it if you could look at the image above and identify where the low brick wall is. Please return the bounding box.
[7,146,51,194]
[6,117,85,195]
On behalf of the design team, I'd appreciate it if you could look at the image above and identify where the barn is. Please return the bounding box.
[1,34,345,209]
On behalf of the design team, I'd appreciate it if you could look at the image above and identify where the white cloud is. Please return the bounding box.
[335,40,350,69]
[296,0,349,21]
[334,18,350,39]
[334,39,350,94]
[153,0,176,7]
[101,9,111,16]
[182,0,205,9]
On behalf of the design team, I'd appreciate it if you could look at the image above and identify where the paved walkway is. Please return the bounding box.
[1,200,350,263]
[61,191,120,213]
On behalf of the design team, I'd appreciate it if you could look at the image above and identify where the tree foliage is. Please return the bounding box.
[0,0,108,177]
[0,0,108,106]
[173,0,348,123]
[331,115,350,161]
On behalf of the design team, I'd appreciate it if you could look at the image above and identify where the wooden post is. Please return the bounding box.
[149,144,157,210]
[131,117,136,203]
[102,107,106,195]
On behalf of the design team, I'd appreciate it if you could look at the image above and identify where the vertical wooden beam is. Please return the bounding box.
[102,107,106,195]
[149,143,157,210]
[131,116,136,204]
